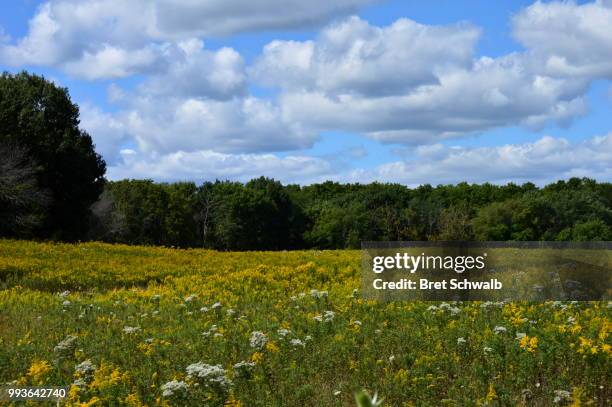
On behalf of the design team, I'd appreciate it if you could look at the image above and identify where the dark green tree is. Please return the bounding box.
[0,142,49,236]
[0,71,106,239]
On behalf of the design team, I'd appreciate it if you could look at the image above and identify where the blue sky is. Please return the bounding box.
[1,0,610,185]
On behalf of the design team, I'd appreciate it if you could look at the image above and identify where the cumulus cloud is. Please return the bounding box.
[79,104,130,164]
[0,0,374,77]
[63,45,163,80]
[114,95,316,155]
[267,39,590,144]
[251,16,480,96]
[3,0,611,186]
[513,0,612,79]
[107,149,334,184]
[344,134,612,186]
[139,39,246,100]
[105,133,612,185]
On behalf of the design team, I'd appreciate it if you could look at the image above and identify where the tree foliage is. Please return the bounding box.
[0,142,49,236]
[88,177,611,249]
[0,71,106,239]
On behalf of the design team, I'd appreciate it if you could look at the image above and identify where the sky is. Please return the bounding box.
[0,0,611,186]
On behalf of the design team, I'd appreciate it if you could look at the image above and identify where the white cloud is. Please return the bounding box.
[105,133,612,185]
[3,0,611,186]
[274,51,589,144]
[0,0,374,76]
[63,45,162,80]
[344,134,612,186]
[79,104,130,164]
[513,0,612,79]
[251,16,480,96]
[107,149,334,184]
[139,39,246,99]
[116,95,316,155]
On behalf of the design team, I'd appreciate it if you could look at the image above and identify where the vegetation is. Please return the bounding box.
[87,177,612,250]
[0,240,609,406]
[0,71,106,240]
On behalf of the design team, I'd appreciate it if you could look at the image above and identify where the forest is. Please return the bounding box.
[85,177,612,249]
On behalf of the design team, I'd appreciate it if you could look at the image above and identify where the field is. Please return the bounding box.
[0,240,610,406]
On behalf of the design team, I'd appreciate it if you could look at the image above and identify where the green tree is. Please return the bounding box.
[0,142,49,236]
[163,182,199,247]
[0,71,106,239]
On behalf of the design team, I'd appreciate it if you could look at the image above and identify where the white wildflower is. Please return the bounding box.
[323,310,335,322]
[202,325,218,338]
[184,294,197,303]
[75,360,96,377]
[161,380,188,397]
[59,290,71,298]
[233,360,255,370]
[333,390,342,396]
[249,331,268,349]
[449,307,461,315]
[62,300,71,307]
[73,378,87,387]
[494,326,507,334]
[457,337,467,345]
[185,362,231,390]
[211,302,222,309]
[310,289,328,299]
[290,339,305,347]
[515,332,526,340]
[123,326,141,334]
[483,347,493,354]
[277,328,291,338]
[553,390,571,404]
[54,335,77,356]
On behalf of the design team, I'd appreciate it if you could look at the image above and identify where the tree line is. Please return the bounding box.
[87,177,612,249]
[1,71,611,249]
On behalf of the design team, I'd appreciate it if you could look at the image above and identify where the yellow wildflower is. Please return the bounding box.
[265,341,279,353]
[251,352,264,364]
[26,360,52,385]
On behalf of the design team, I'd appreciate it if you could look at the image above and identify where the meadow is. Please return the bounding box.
[0,240,610,406]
